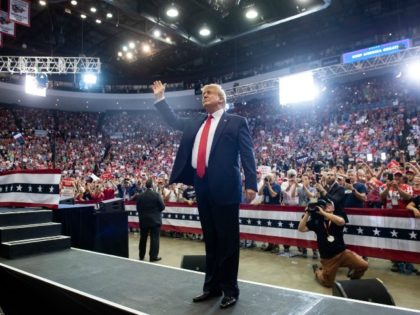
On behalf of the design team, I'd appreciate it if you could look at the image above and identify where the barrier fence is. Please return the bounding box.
[75,200,419,263]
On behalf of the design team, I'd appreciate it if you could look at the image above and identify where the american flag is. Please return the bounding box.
[0,169,61,209]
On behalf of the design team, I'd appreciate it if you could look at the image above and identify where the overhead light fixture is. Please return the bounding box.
[406,60,420,82]
[126,52,133,59]
[142,44,151,53]
[25,73,48,97]
[166,4,179,17]
[129,42,135,49]
[80,13,87,19]
[106,12,113,18]
[153,29,161,38]
[95,19,102,24]
[90,7,96,13]
[82,73,97,85]
[199,26,211,37]
[245,7,258,19]
[117,51,123,57]
[39,0,47,6]
[70,0,77,5]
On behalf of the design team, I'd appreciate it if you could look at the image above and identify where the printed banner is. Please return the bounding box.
[0,10,15,36]
[8,0,30,27]
[122,202,420,263]
[0,169,62,209]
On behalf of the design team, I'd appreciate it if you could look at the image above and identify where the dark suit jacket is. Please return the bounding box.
[326,182,348,222]
[155,99,257,205]
[136,189,165,227]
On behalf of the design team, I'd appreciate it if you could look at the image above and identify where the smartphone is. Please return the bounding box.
[387,173,394,181]
[345,178,351,184]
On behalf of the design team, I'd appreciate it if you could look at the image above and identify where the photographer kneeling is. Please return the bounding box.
[298,198,368,288]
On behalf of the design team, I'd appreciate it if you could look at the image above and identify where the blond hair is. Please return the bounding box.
[201,84,226,106]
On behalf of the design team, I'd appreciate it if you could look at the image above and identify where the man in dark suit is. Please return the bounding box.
[136,178,165,262]
[152,81,257,309]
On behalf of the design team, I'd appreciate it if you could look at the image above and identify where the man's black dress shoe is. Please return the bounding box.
[150,257,162,262]
[192,291,222,303]
[220,296,237,309]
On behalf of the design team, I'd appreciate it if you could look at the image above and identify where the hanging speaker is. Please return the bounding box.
[180,255,206,272]
[332,278,395,306]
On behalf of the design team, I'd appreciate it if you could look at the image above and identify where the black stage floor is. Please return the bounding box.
[0,249,419,315]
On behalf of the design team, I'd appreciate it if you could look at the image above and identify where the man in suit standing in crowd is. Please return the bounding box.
[136,178,165,262]
[152,81,257,309]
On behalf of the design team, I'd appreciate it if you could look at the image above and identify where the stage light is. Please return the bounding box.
[199,26,211,37]
[166,4,179,17]
[79,73,98,90]
[279,71,319,105]
[82,73,97,85]
[406,60,420,82]
[122,46,128,52]
[117,51,123,57]
[129,42,135,49]
[95,19,102,24]
[142,44,151,53]
[106,12,113,18]
[245,8,258,19]
[39,0,47,6]
[126,52,133,59]
[80,13,86,19]
[153,29,161,38]
[71,0,77,5]
[90,7,96,13]
[25,74,48,97]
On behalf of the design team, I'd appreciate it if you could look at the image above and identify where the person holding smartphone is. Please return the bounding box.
[343,169,368,208]
[380,169,413,209]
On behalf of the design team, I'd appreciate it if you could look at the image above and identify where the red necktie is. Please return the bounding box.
[196,115,213,178]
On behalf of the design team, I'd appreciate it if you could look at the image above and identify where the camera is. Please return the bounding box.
[345,178,351,184]
[387,173,394,181]
[307,198,327,212]
[315,173,321,183]
[264,177,269,182]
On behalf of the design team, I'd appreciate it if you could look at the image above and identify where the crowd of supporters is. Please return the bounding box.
[0,74,419,208]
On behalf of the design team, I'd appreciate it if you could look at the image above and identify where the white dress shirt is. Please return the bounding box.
[191,108,224,169]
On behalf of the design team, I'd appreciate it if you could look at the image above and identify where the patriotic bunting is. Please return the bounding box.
[0,169,62,209]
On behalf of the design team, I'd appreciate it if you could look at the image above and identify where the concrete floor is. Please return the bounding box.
[128,233,420,311]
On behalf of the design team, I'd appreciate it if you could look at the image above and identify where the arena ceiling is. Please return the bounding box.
[1,0,419,84]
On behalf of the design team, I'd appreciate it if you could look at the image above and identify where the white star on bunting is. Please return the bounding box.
[278,221,283,227]
[373,228,380,236]
[409,231,417,239]
[28,185,32,192]
[357,227,364,234]
[38,185,42,192]
[49,186,54,193]
[267,220,272,226]
[289,222,295,228]
[16,185,22,191]
[390,230,398,238]
[257,220,261,225]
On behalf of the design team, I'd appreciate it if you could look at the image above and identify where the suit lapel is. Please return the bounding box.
[210,112,229,156]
